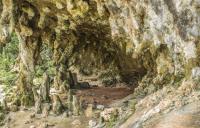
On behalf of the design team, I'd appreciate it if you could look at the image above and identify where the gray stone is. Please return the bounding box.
[89,120,97,128]
[30,125,36,128]
[72,119,81,126]
[79,82,90,89]
[39,123,48,128]
[68,111,73,116]
[29,113,35,119]
[96,105,105,110]
[62,111,69,118]
[42,103,51,117]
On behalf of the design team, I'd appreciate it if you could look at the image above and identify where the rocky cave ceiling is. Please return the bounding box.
[0,0,147,88]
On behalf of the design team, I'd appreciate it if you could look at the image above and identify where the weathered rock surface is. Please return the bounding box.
[0,0,198,94]
[105,0,200,80]
[0,0,199,127]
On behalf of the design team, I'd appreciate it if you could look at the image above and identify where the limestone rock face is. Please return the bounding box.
[0,0,196,85]
[98,0,200,80]
[0,0,199,118]
[0,0,199,127]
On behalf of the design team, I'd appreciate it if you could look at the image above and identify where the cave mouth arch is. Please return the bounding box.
[0,0,148,108]
[36,19,148,88]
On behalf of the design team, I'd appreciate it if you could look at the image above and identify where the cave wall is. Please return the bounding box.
[98,0,200,80]
[0,0,199,104]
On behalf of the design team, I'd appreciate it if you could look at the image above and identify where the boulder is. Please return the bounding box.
[30,125,36,128]
[88,120,97,128]
[85,104,94,117]
[96,105,104,110]
[42,103,51,117]
[100,108,119,121]
[79,82,90,89]
[39,123,48,128]
[72,119,81,127]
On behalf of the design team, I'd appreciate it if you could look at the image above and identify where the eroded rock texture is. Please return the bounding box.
[97,0,200,96]
[0,0,199,107]
[101,0,200,79]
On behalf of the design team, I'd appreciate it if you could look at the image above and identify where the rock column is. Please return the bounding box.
[14,2,42,106]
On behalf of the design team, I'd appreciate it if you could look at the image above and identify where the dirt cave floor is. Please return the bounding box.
[4,86,134,128]
[75,87,134,107]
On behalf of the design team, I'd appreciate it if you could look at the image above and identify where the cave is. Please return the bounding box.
[0,0,148,106]
[0,0,200,128]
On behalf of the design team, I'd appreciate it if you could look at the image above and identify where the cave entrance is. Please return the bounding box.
[0,1,146,106]
[36,20,148,108]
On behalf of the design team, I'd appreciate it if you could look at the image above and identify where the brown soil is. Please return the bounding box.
[5,87,134,128]
[75,87,134,107]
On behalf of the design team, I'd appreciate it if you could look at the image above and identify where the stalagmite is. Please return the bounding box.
[85,104,94,118]
[72,73,78,87]
[40,73,51,103]
[52,94,64,115]
[42,103,51,117]
[54,64,75,90]
[67,89,73,112]
[2,99,8,112]
[72,95,80,116]
[60,80,70,93]
[32,87,42,114]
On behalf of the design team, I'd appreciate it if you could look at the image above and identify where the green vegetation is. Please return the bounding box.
[107,113,118,128]
[99,69,121,86]
[35,44,55,78]
[0,33,18,90]
[0,33,55,89]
